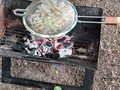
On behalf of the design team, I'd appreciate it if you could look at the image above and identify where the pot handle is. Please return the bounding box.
[77,15,105,24]
[105,17,120,25]
[77,16,120,25]
[13,9,26,17]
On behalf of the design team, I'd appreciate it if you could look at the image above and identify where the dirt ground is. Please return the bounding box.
[11,59,85,87]
[0,0,120,90]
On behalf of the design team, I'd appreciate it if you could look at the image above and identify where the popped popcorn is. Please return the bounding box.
[29,0,74,35]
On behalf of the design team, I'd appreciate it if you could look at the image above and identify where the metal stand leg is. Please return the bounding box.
[83,69,95,90]
[1,57,87,90]
[1,57,11,80]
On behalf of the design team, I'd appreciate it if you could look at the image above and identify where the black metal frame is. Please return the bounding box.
[0,0,103,90]
[1,57,95,90]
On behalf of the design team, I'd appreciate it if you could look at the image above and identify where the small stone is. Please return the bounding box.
[111,80,116,85]
[54,86,62,90]
[24,62,27,65]
[54,69,59,75]
[76,48,87,53]
[23,37,27,41]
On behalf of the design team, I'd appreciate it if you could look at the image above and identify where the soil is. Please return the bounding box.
[11,59,85,87]
[0,0,120,90]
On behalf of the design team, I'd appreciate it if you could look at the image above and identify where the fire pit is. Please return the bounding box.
[0,0,103,90]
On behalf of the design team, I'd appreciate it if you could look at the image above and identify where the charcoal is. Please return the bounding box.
[28,47,36,51]
[57,37,66,42]
[24,35,33,40]
[45,53,60,59]
[45,53,53,58]
[12,42,24,52]
[45,41,52,47]
[62,41,74,48]
[53,53,60,59]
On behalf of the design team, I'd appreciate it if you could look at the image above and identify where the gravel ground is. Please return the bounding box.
[0,0,120,90]
[11,59,85,87]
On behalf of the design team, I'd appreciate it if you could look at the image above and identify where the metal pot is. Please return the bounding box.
[13,0,120,38]
[13,0,79,38]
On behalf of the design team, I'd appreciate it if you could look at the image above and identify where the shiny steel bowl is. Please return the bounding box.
[13,0,78,38]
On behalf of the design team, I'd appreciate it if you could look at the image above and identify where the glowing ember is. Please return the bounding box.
[23,35,74,59]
